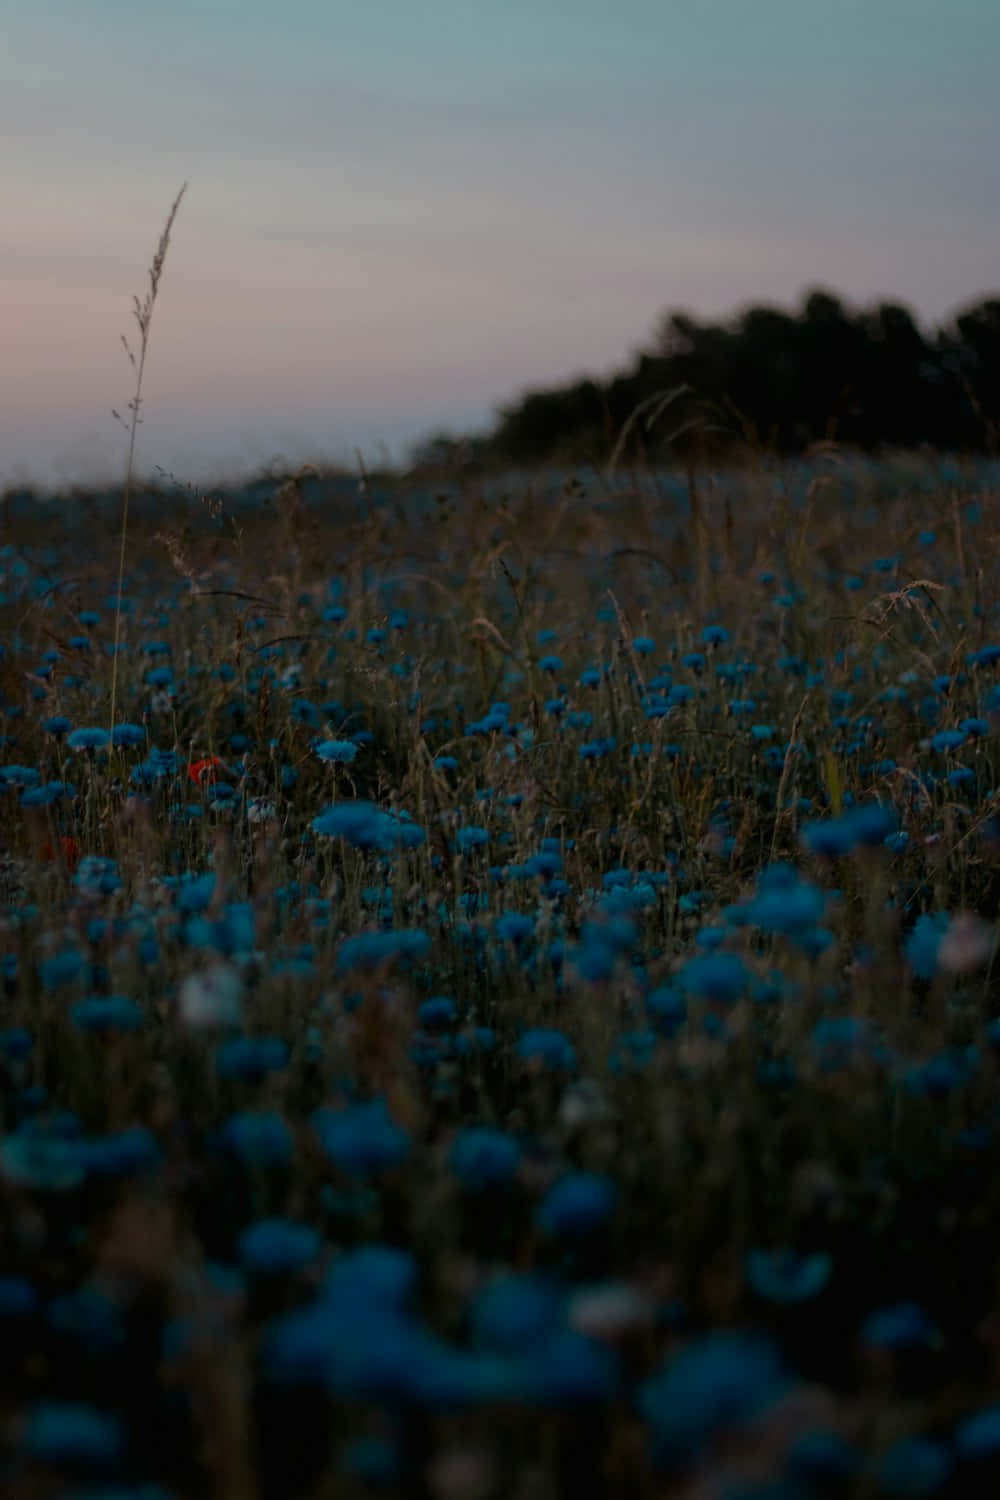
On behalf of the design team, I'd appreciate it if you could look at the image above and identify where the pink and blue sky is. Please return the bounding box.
[3,0,998,489]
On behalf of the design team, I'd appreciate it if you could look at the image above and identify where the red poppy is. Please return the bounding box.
[41,835,81,872]
[188,756,225,786]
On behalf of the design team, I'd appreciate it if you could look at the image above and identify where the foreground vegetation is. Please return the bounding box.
[4,452,1000,1498]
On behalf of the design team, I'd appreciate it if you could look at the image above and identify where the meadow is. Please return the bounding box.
[5,441,1000,1500]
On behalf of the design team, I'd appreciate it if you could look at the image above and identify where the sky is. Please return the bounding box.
[3,0,998,491]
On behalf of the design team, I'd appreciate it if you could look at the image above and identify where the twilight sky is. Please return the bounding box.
[3,0,998,490]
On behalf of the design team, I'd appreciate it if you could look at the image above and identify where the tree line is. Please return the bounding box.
[409,288,1000,472]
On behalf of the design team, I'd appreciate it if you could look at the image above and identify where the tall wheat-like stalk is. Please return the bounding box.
[109,182,188,744]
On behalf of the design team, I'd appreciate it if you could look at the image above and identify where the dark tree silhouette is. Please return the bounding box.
[418,287,1000,471]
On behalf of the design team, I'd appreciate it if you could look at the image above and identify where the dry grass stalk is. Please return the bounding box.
[109,181,188,743]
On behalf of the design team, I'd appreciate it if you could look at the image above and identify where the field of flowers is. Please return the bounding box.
[5,453,1000,1498]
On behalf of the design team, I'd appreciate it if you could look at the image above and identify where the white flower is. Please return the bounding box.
[247,797,277,825]
[178,963,243,1028]
[938,912,995,975]
[569,1281,653,1340]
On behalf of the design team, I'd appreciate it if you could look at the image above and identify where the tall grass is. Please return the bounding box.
[108,181,188,746]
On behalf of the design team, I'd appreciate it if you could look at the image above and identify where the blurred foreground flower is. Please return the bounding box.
[638,1331,793,1469]
[20,1400,122,1474]
[937,911,995,974]
[178,963,243,1028]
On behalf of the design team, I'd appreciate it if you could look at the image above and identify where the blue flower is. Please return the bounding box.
[573,931,619,983]
[904,912,950,980]
[239,1218,322,1275]
[516,1028,576,1071]
[795,926,835,960]
[39,948,84,990]
[930,728,966,752]
[175,872,216,913]
[875,1436,951,1496]
[646,987,687,1036]
[903,1052,967,1097]
[268,1296,513,1405]
[455,1027,496,1056]
[21,1401,122,1470]
[220,1111,294,1168]
[455,825,489,853]
[496,911,534,945]
[955,1404,1000,1460]
[515,1328,619,1404]
[579,737,616,760]
[469,1274,559,1350]
[746,879,825,935]
[312,800,425,851]
[313,1098,411,1176]
[744,1248,832,1303]
[466,708,511,735]
[83,1126,161,1177]
[74,856,121,896]
[810,1016,881,1072]
[0,1276,37,1316]
[845,802,900,844]
[68,727,110,751]
[0,1026,31,1060]
[638,1332,791,1468]
[71,996,143,1033]
[606,1029,655,1075]
[418,996,456,1029]
[862,1302,940,1351]
[0,1129,87,1192]
[537,1172,615,1236]
[450,1127,521,1190]
[315,738,358,764]
[0,764,40,788]
[111,722,146,748]
[216,1036,290,1080]
[323,1245,418,1311]
[337,927,430,974]
[48,1285,127,1349]
[786,1430,859,1487]
[21,779,76,806]
[676,952,748,1005]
